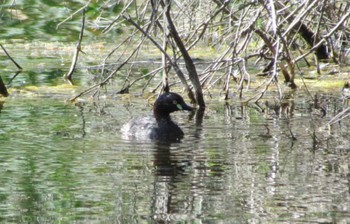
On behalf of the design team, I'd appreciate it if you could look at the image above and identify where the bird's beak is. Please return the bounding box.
[177,103,193,111]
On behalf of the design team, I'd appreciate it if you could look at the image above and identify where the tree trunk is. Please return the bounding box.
[297,23,329,60]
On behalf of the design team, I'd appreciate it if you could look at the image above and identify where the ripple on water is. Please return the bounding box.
[0,95,350,223]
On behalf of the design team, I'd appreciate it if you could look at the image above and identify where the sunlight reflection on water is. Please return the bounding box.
[0,93,349,223]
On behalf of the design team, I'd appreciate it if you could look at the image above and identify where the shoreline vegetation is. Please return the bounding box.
[1,1,350,111]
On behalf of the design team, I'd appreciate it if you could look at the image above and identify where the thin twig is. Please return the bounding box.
[294,10,350,63]
[69,41,143,102]
[102,0,136,33]
[122,14,195,103]
[69,27,150,101]
[56,0,91,29]
[0,43,22,70]
[326,107,350,126]
[64,8,86,85]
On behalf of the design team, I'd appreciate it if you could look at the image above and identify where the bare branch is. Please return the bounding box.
[64,8,86,85]
[122,14,196,104]
[56,0,91,29]
[0,43,22,70]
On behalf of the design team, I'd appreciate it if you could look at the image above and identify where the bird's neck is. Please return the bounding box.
[154,109,171,122]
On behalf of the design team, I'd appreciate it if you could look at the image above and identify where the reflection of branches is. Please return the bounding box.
[75,103,86,138]
[0,101,4,112]
[6,71,22,86]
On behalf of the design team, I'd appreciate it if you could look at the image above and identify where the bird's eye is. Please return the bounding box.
[173,100,177,105]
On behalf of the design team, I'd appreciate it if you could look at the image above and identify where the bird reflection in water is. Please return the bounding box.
[151,141,195,223]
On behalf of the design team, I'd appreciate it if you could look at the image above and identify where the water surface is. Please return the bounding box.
[1,1,349,222]
[0,91,349,223]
